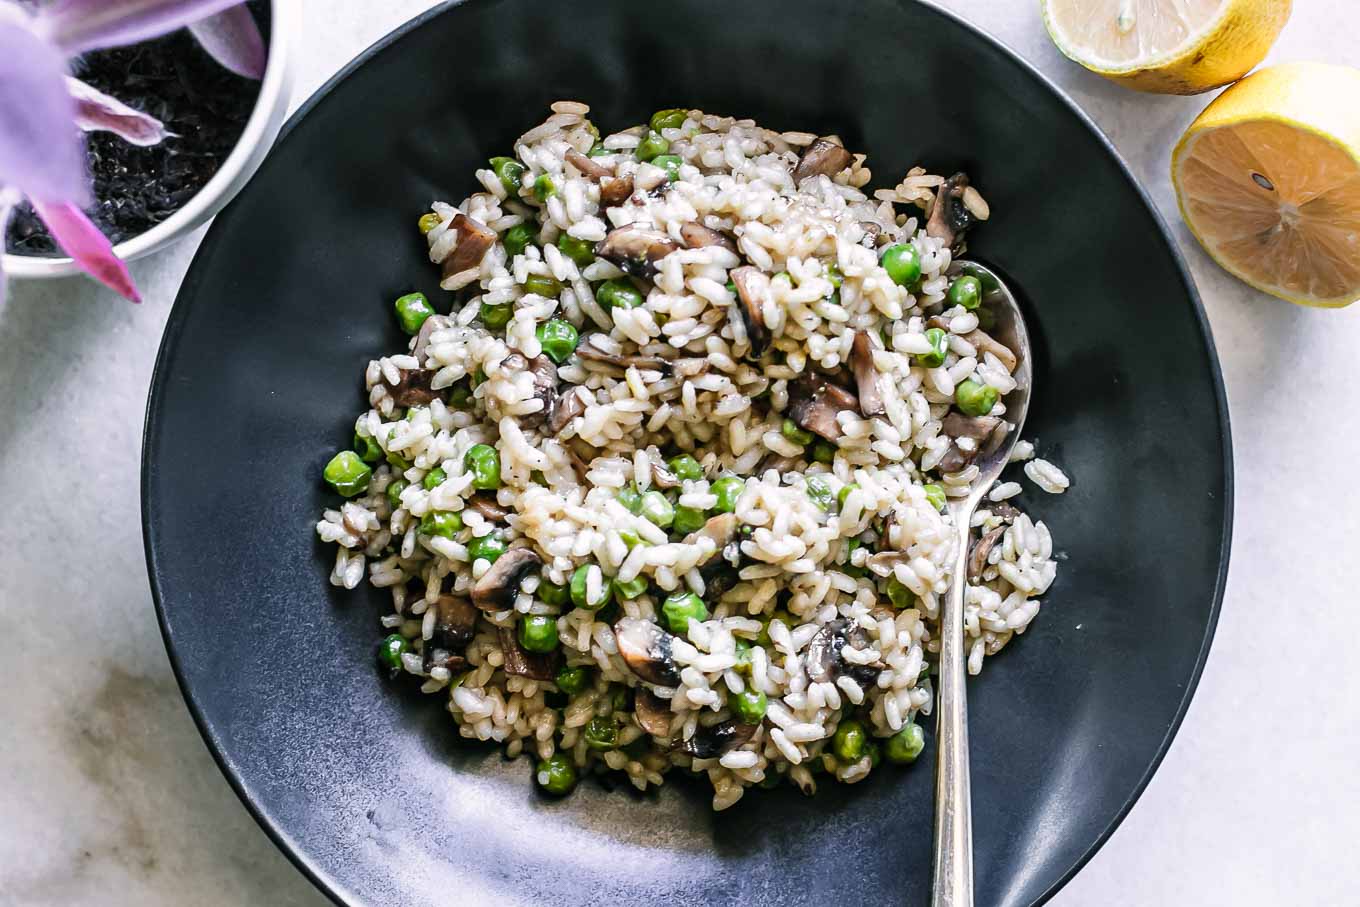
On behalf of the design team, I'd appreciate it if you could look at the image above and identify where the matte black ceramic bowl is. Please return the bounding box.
[143,1,1232,904]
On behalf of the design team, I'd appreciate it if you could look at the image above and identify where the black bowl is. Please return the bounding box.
[143,1,1232,904]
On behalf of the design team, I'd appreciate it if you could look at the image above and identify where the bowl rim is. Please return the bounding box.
[3,0,295,277]
[141,1,1235,904]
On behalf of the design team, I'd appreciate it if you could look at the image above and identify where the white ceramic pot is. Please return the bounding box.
[2,1,293,279]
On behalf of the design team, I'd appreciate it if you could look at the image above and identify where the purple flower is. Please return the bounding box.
[0,0,266,303]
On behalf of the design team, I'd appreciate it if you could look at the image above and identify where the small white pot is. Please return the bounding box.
[3,0,294,279]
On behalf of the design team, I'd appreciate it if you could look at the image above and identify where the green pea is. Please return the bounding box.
[886,576,915,610]
[489,156,525,195]
[536,319,579,365]
[353,431,383,464]
[615,576,648,600]
[662,591,708,635]
[955,379,999,417]
[535,753,577,795]
[418,467,444,491]
[503,222,536,258]
[672,505,707,535]
[584,715,618,751]
[811,440,837,464]
[711,476,743,513]
[386,478,409,510]
[569,564,613,611]
[539,578,570,607]
[733,639,753,675]
[636,131,669,162]
[806,476,833,510]
[556,233,595,266]
[596,279,644,310]
[480,301,513,332]
[610,685,632,713]
[825,263,844,288]
[837,483,859,508]
[731,688,768,725]
[419,510,463,539]
[377,633,408,671]
[519,614,559,653]
[324,451,372,498]
[885,723,926,764]
[866,739,882,768]
[650,108,688,132]
[587,143,609,158]
[919,327,949,369]
[959,263,1001,295]
[832,718,867,762]
[532,173,556,201]
[417,212,442,234]
[923,484,947,511]
[618,528,644,549]
[616,486,643,514]
[467,532,507,564]
[522,274,563,298]
[448,383,473,410]
[639,490,674,529]
[652,154,683,182]
[465,444,501,490]
[781,418,813,447]
[667,454,703,482]
[386,450,411,471]
[880,243,922,288]
[555,664,590,695]
[394,292,435,335]
[947,275,983,310]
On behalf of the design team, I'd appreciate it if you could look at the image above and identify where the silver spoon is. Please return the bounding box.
[931,261,1033,907]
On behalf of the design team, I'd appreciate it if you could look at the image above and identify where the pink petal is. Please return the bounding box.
[0,21,88,205]
[188,6,265,80]
[31,199,141,303]
[35,0,248,55]
[67,77,171,147]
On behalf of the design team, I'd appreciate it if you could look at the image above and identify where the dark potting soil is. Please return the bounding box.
[4,2,270,257]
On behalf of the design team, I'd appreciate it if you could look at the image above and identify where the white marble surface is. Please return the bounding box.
[2,1,1357,904]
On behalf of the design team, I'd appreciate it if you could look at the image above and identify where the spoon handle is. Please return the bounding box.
[932,517,974,907]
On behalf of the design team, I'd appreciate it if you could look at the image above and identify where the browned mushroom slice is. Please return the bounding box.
[786,373,860,441]
[422,648,469,675]
[614,618,681,687]
[728,266,771,357]
[565,445,593,483]
[987,501,1021,522]
[680,222,737,252]
[548,386,588,434]
[805,618,881,686]
[679,720,757,759]
[850,331,885,417]
[964,327,1018,373]
[574,335,673,373]
[564,148,613,181]
[441,213,498,279]
[792,139,853,184]
[859,221,884,246]
[633,688,674,737]
[942,412,1002,443]
[497,626,560,681]
[385,368,441,407]
[465,493,509,522]
[968,525,1006,581]
[925,173,977,249]
[470,548,543,611]
[599,175,634,208]
[430,595,479,649]
[595,226,679,279]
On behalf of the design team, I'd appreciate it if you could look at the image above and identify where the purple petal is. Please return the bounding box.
[35,0,248,55]
[31,199,141,303]
[188,7,265,80]
[0,21,88,205]
[67,77,171,147]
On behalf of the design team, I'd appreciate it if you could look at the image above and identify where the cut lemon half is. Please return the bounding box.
[1042,0,1291,94]
[1173,63,1360,307]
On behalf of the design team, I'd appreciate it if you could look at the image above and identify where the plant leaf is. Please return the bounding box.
[67,77,171,147]
[30,199,141,303]
[0,21,88,205]
[188,6,265,80]
[35,0,249,55]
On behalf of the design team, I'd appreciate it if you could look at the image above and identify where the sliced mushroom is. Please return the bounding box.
[613,618,681,687]
[987,501,1021,522]
[925,173,977,249]
[850,331,885,417]
[804,618,881,687]
[470,548,543,610]
[599,175,635,208]
[680,720,757,759]
[412,313,451,362]
[575,335,673,373]
[650,459,680,489]
[866,550,909,575]
[633,688,674,737]
[431,595,479,649]
[683,512,739,551]
[497,625,560,681]
[942,412,1002,443]
[565,446,593,483]
[859,220,885,246]
[422,647,468,675]
[792,139,853,184]
[502,352,560,418]
[564,148,613,181]
[548,386,588,434]
[441,213,497,280]
[786,373,860,441]
[595,225,679,279]
[384,367,441,407]
[465,493,509,522]
[680,222,737,252]
[728,266,770,357]
[968,525,1006,582]
[965,327,1018,373]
